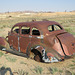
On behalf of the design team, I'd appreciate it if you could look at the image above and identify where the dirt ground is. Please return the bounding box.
[0,51,75,75]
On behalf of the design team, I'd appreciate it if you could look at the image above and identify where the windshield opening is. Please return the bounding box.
[48,25,63,32]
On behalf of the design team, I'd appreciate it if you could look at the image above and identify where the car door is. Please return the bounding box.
[31,27,41,46]
[8,26,20,51]
[19,26,31,53]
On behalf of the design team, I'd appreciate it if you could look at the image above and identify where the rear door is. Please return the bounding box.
[31,27,41,46]
[19,26,31,53]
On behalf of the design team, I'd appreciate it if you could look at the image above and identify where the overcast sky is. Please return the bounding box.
[0,0,75,13]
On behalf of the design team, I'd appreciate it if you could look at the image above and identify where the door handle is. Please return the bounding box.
[29,35,32,38]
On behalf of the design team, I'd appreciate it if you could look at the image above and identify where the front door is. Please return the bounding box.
[8,26,20,51]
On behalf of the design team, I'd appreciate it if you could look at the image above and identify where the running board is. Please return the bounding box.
[0,49,29,58]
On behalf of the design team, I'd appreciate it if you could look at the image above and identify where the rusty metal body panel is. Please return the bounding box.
[0,37,10,50]
[57,33,75,56]
[4,21,75,62]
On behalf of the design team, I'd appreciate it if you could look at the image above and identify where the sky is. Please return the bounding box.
[0,0,75,13]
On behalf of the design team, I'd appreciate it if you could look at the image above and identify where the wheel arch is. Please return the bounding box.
[26,43,64,61]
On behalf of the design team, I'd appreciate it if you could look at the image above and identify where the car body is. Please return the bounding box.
[1,21,75,62]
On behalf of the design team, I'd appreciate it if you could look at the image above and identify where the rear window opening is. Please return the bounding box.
[48,25,63,32]
[32,28,40,36]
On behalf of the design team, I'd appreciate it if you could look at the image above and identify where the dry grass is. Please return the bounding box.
[0,12,75,37]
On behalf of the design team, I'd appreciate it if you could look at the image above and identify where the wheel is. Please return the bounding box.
[34,54,42,62]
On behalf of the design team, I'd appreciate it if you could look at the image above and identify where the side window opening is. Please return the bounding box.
[12,27,19,34]
[21,26,30,34]
[48,25,54,32]
[48,25,62,32]
[32,28,40,36]
[48,25,52,32]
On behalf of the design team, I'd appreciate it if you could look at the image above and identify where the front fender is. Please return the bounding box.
[27,43,64,60]
[0,37,10,50]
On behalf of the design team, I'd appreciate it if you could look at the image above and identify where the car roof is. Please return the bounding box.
[12,21,64,35]
[14,21,62,29]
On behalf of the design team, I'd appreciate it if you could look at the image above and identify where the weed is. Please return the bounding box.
[64,28,72,33]
[0,52,4,57]
[6,56,17,62]
[20,61,27,65]
[14,69,29,75]
[0,64,2,65]
[48,67,58,74]
[69,64,75,67]
[18,69,27,75]
[70,67,75,70]
[72,72,75,75]
[65,70,72,75]
[4,54,8,57]
[34,66,43,74]
[72,60,75,63]
[59,70,63,73]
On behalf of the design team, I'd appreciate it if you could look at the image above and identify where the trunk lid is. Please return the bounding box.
[57,32,75,56]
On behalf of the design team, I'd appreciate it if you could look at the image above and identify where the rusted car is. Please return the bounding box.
[0,21,75,62]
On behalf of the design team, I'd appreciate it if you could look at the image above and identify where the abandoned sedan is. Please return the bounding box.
[0,21,75,62]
